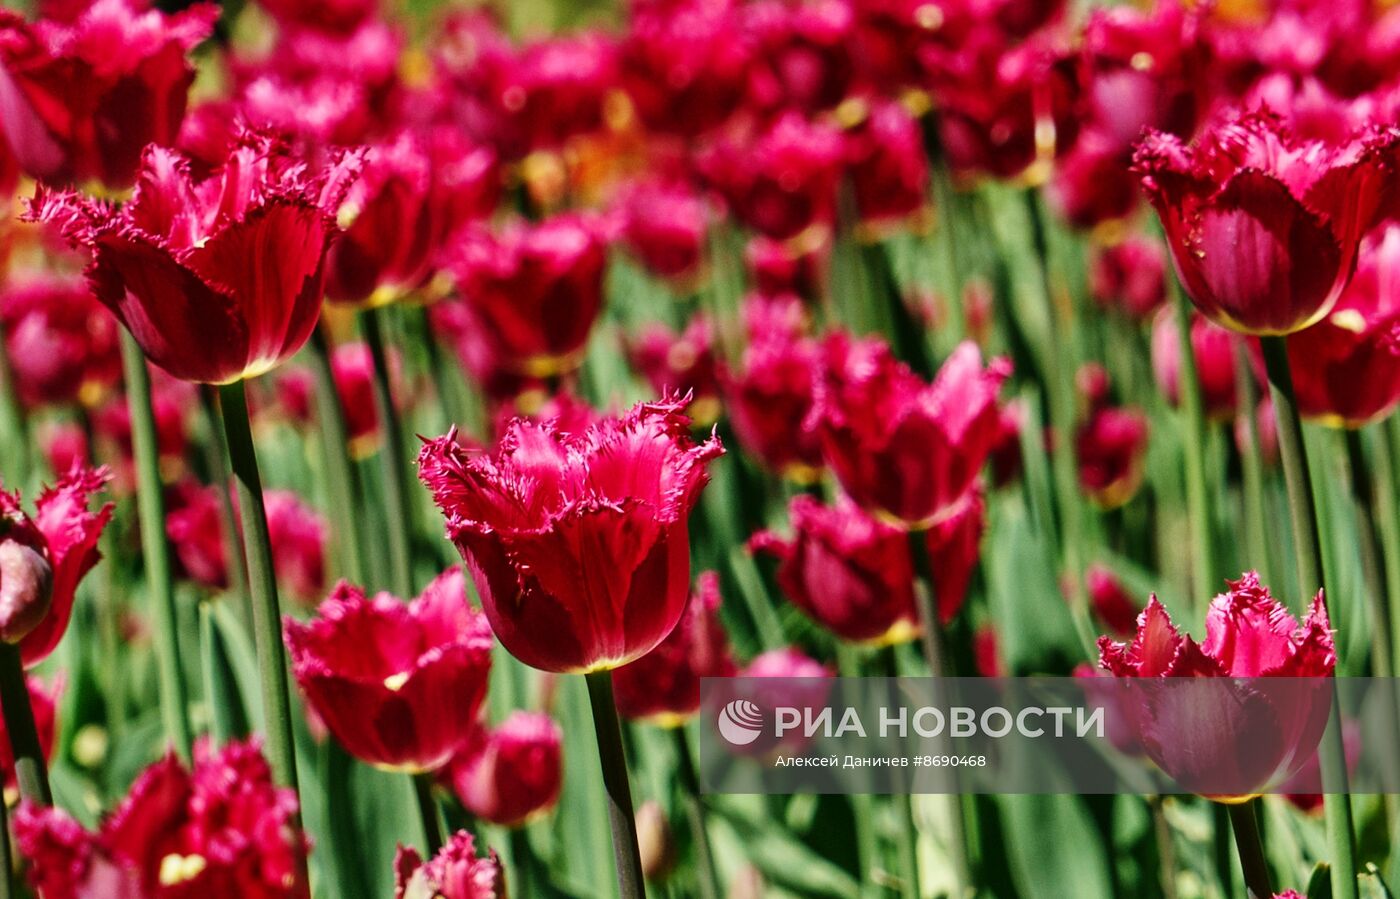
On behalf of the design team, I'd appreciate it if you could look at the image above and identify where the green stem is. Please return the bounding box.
[361,307,415,598]
[894,792,920,899]
[0,642,49,805]
[837,646,880,896]
[217,379,310,891]
[121,333,193,763]
[1235,344,1274,587]
[1170,284,1216,604]
[199,386,250,614]
[584,670,647,899]
[1376,421,1400,673]
[509,826,534,899]
[1342,430,1392,677]
[1226,801,1273,899]
[1258,335,1358,899]
[672,726,720,899]
[413,773,445,855]
[198,602,248,744]
[1150,797,1179,899]
[0,320,31,486]
[308,326,366,585]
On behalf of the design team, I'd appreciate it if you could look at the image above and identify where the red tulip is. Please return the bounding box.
[745,235,824,300]
[0,0,217,188]
[628,318,722,425]
[1089,237,1166,321]
[29,133,363,384]
[92,373,193,492]
[1135,110,1400,335]
[1047,131,1139,230]
[284,568,494,772]
[257,0,379,36]
[440,213,607,378]
[973,626,1003,677]
[843,98,929,231]
[743,647,829,679]
[1084,564,1140,637]
[0,675,57,790]
[614,178,710,282]
[1,466,111,665]
[445,712,563,827]
[808,333,1010,529]
[613,571,737,723]
[1284,223,1400,426]
[1151,309,1250,421]
[394,831,504,899]
[14,738,309,899]
[723,321,823,479]
[741,0,855,116]
[1076,404,1149,509]
[0,274,120,410]
[418,398,723,673]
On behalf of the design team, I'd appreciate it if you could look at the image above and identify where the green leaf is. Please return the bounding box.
[999,795,1114,899]
[708,796,860,898]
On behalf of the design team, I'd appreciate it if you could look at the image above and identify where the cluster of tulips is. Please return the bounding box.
[1,0,1400,896]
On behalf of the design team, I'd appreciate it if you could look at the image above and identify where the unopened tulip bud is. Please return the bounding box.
[0,539,53,644]
[636,800,675,881]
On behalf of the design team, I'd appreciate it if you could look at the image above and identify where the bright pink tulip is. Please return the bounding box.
[394,831,504,899]
[445,712,563,827]
[614,178,709,281]
[628,318,722,425]
[0,274,120,410]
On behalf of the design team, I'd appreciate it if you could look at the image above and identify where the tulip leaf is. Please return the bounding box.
[1306,862,1333,899]
[707,795,860,897]
[1361,863,1396,899]
[999,794,1114,899]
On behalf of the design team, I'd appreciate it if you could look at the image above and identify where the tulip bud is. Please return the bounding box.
[636,800,675,881]
[447,712,563,827]
[0,538,53,644]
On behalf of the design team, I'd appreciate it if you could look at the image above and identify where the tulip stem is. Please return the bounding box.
[308,326,367,585]
[1170,281,1216,604]
[413,773,445,855]
[0,642,49,805]
[584,670,647,899]
[361,308,415,598]
[1234,345,1274,587]
[0,321,31,485]
[121,333,194,763]
[199,386,250,615]
[217,378,310,892]
[673,725,721,899]
[1342,430,1392,677]
[1226,801,1272,898]
[1259,334,1359,899]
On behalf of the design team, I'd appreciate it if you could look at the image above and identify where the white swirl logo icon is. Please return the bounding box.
[718,699,765,745]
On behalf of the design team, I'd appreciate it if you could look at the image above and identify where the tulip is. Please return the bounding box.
[1047,131,1140,231]
[614,178,710,282]
[723,312,823,479]
[1151,309,1249,421]
[419,397,723,673]
[258,0,380,35]
[0,466,111,665]
[445,711,563,827]
[1134,110,1400,335]
[1284,223,1400,426]
[0,0,217,188]
[627,318,722,426]
[92,373,194,492]
[284,568,493,772]
[1089,237,1166,321]
[743,647,829,679]
[14,738,309,898]
[1083,564,1140,637]
[1076,404,1149,509]
[394,830,504,899]
[742,0,855,115]
[635,800,676,881]
[745,236,824,300]
[439,213,608,378]
[613,572,738,724]
[0,274,120,410]
[843,98,930,232]
[808,333,1010,529]
[973,627,1003,677]
[28,133,364,384]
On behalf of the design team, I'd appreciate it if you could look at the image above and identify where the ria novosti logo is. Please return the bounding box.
[717,699,765,745]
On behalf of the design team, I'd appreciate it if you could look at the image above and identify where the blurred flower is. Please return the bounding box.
[284,568,493,771]
[15,738,309,899]
[258,0,379,35]
[394,830,503,899]
[743,647,829,679]
[0,676,57,789]
[29,133,363,384]
[843,98,929,232]
[613,571,737,723]
[1084,563,1140,637]
[1285,223,1400,426]
[0,274,120,410]
[809,333,1010,529]
[1,466,111,665]
[1135,110,1400,335]
[1236,394,1279,467]
[39,421,89,478]
[614,178,709,282]
[92,373,193,491]
[973,626,1003,677]
[723,313,823,479]
[1151,309,1250,421]
[440,213,607,378]
[445,711,563,827]
[0,0,217,188]
[989,400,1025,487]
[742,0,855,115]
[1089,237,1166,321]
[628,318,722,425]
[1047,130,1140,231]
[636,800,676,881]
[1076,403,1149,509]
[697,112,844,241]
[419,398,723,673]
[746,235,824,300]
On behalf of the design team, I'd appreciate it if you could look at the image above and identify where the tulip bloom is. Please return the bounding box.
[284,569,494,772]
[1076,404,1149,509]
[613,572,738,723]
[1284,224,1400,426]
[843,98,929,231]
[1089,237,1166,321]
[29,133,363,384]
[1151,309,1249,421]
[1,466,111,664]
[14,739,308,898]
[723,314,823,479]
[445,712,563,827]
[614,178,710,282]
[394,831,504,899]
[1135,111,1400,335]
[1099,572,1335,799]
[808,333,1010,529]
[0,274,120,410]
[418,398,723,673]
[440,213,608,378]
[0,0,217,188]
[1084,564,1140,637]
[627,318,722,425]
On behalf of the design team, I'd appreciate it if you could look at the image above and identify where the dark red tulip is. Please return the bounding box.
[29,133,363,384]
[0,0,217,188]
[1135,110,1400,335]
[723,312,823,479]
[973,626,1003,677]
[989,399,1025,487]
[440,213,608,378]
[697,112,844,241]
[628,318,722,425]
[1151,309,1250,421]
[1047,130,1139,231]
[1285,223,1400,426]
[1089,237,1166,321]
[257,0,379,36]
[745,235,824,300]
[1,466,111,665]
[418,398,723,673]
[1084,563,1140,637]
[284,569,494,772]
[394,831,504,899]
[15,738,309,899]
[0,274,120,410]
[445,712,563,827]
[614,178,709,282]
[809,333,1010,529]
[1076,403,1149,509]
[613,571,738,723]
[843,98,929,231]
[0,676,56,790]
[741,0,855,116]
